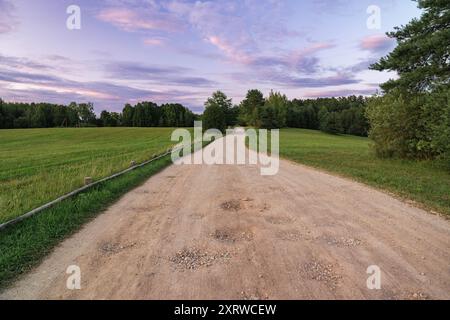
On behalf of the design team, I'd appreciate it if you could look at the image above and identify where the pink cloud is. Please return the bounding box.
[302,42,335,54]
[143,38,166,46]
[206,36,335,72]
[206,35,251,63]
[286,42,335,69]
[360,34,395,53]
[97,8,180,33]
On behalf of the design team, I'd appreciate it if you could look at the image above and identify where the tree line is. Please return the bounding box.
[202,90,369,137]
[119,102,195,128]
[0,100,196,129]
[0,102,97,129]
[1,93,369,137]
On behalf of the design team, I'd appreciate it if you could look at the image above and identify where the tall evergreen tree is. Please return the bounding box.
[370,0,450,92]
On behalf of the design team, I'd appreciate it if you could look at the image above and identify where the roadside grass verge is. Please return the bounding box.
[252,128,450,216]
[0,153,174,289]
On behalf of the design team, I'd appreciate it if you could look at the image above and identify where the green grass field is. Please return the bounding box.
[0,153,174,288]
[276,129,450,216]
[0,127,182,224]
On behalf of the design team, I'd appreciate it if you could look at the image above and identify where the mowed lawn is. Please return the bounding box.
[0,127,182,224]
[278,129,450,216]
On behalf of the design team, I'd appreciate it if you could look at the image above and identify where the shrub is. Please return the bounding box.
[429,87,450,163]
[202,104,226,133]
[366,88,450,160]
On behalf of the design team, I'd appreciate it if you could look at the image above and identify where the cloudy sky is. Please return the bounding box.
[0,0,421,113]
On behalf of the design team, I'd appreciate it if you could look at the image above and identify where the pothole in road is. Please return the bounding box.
[276,229,313,241]
[190,212,205,220]
[170,247,232,271]
[264,215,294,225]
[211,228,254,243]
[240,289,269,300]
[300,260,342,291]
[211,229,236,243]
[129,203,165,214]
[321,235,362,247]
[403,291,429,300]
[98,241,137,256]
[259,203,271,213]
[220,200,241,211]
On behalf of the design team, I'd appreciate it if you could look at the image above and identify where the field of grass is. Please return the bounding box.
[0,127,184,224]
[0,153,174,288]
[258,129,450,216]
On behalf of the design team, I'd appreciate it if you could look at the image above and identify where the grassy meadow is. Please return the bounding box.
[0,127,183,224]
[0,152,174,288]
[277,129,450,216]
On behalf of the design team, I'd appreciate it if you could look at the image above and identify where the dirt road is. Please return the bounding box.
[2,131,449,300]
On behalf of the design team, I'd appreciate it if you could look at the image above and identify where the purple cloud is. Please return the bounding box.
[271,74,360,88]
[1,0,421,109]
[248,43,335,74]
[104,61,216,87]
[0,56,206,111]
[302,88,378,98]
[312,0,348,13]
[0,0,16,34]
[347,59,378,73]
[98,0,301,64]
[232,71,360,89]
[0,69,60,84]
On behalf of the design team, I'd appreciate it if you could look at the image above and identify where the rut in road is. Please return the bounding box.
[2,131,450,299]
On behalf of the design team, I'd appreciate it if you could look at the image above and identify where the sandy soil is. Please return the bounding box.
[1,130,449,300]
